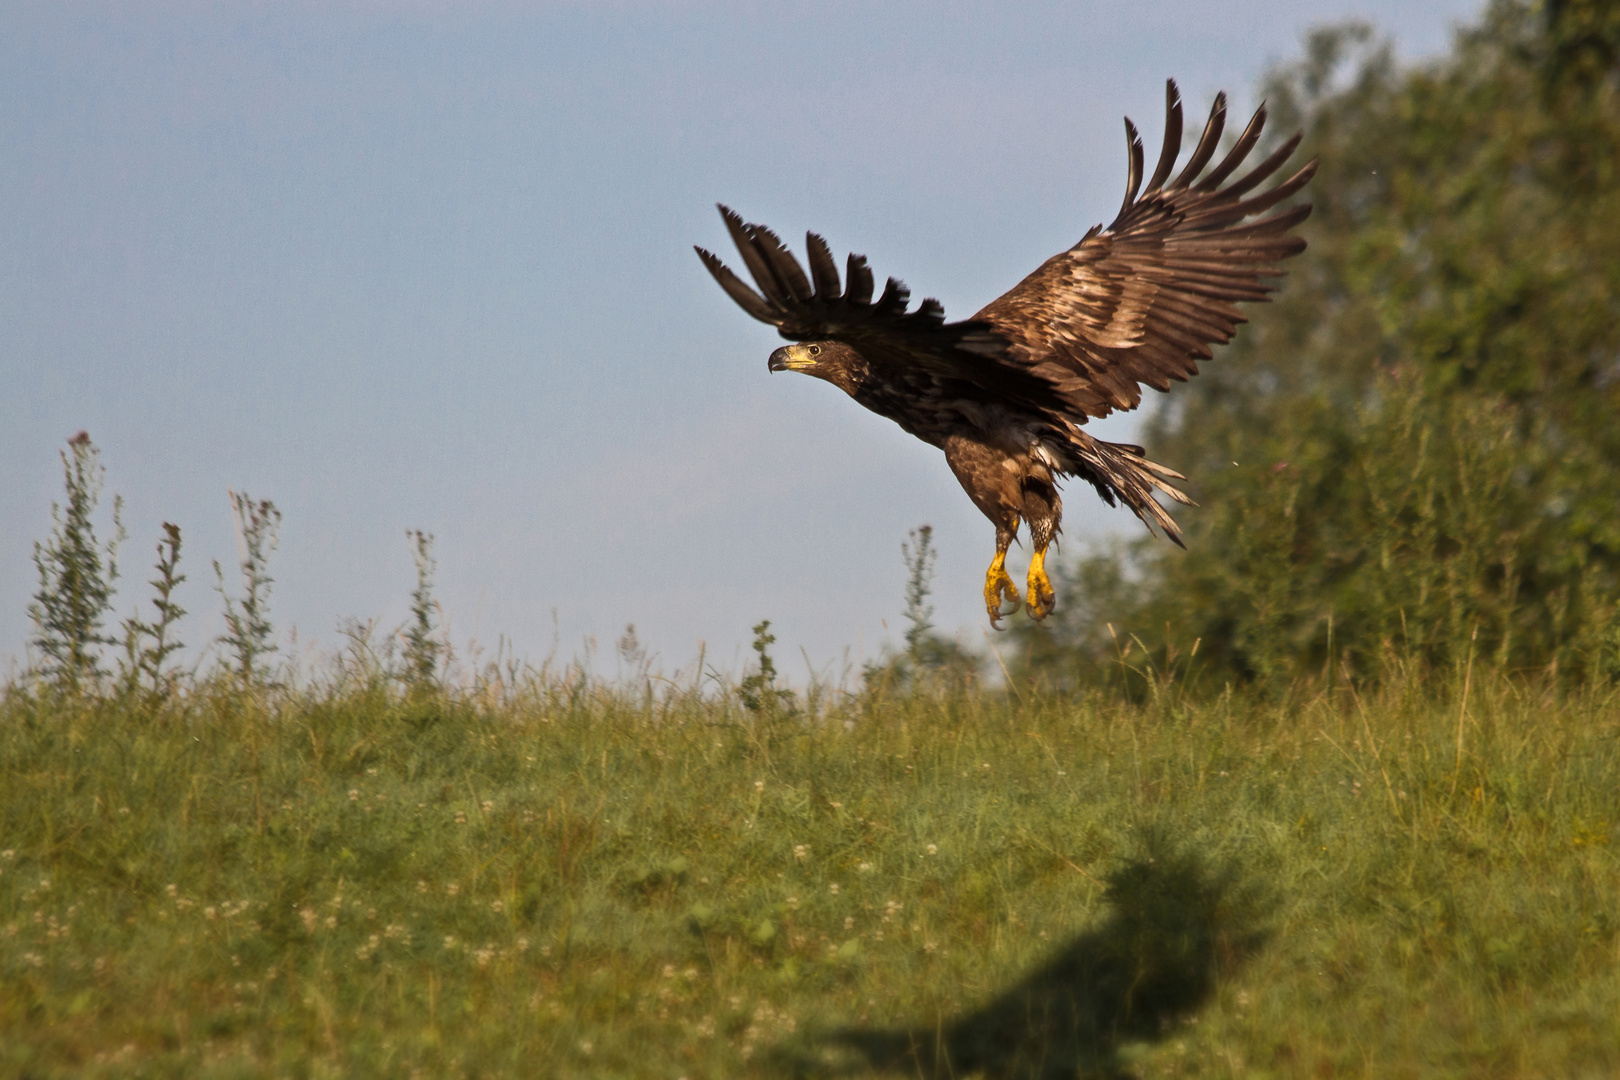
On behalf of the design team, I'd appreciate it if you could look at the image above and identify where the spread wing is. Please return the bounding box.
[975,79,1318,420]
[694,207,1054,405]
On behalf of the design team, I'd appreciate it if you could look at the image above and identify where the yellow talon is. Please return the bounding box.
[984,551,1021,628]
[1027,547,1055,621]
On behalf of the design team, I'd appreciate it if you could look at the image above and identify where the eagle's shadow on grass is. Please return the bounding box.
[772,851,1264,1080]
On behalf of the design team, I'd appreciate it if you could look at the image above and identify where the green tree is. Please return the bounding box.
[1021,3,1620,687]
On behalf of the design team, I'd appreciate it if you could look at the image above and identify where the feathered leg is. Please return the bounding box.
[984,514,1022,630]
[942,435,1026,629]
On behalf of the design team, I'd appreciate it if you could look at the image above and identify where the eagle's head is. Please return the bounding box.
[768,341,866,395]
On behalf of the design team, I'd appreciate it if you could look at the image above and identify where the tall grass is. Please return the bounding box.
[2,664,1616,1078]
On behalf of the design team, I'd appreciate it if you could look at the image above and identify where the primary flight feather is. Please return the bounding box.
[697,80,1316,627]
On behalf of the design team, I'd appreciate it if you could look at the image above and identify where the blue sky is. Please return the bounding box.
[2,0,1483,681]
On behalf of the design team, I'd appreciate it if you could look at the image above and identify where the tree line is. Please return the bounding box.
[1015,0,1620,691]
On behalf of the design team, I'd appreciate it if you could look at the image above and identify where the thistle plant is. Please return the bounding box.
[866,524,978,692]
[215,491,281,687]
[739,619,793,714]
[403,529,442,694]
[902,524,937,666]
[29,431,124,693]
[119,522,187,696]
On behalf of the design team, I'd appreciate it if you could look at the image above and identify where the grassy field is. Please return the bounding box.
[2,666,1617,1079]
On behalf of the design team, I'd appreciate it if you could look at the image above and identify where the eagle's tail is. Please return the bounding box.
[1062,430,1195,547]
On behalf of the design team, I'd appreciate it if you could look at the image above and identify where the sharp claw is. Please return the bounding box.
[987,585,1020,630]
[1026,581,1055,621]
[984,550,1022,629]
[1026,547,1056,621]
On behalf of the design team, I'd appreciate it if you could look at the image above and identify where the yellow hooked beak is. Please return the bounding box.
[768,344,819,372]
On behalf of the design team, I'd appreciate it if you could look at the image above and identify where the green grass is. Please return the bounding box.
[1,670,1617,1078]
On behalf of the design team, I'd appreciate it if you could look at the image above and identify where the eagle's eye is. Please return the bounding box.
[808,344,821,357]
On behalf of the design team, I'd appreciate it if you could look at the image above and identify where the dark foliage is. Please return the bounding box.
[1019,2,1620,688]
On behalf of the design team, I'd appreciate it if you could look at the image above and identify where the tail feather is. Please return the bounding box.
[1064,430,1195,546]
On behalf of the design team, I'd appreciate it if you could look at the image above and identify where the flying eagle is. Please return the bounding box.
[697,81,1315,627]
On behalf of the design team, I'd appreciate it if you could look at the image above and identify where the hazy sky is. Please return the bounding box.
[2,0,1483,681]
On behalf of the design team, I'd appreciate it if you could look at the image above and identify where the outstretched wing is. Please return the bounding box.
[694,207,1055,403]
[694,206,947,343]
[975,79,1317,420]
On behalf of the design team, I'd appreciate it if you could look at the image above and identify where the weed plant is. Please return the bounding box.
[738,621,794,717]
[2,664,1615,1078]
[403,531,443,697]
[29,433,124,693]
[118,522,187,699]
[863,526,980,694]
[215,493,282,689]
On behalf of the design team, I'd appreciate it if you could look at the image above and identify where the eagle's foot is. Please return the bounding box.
[1026,548,1055,621]
[984,552,1021,629]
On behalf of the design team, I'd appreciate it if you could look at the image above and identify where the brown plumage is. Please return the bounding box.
[697,80,1316,627]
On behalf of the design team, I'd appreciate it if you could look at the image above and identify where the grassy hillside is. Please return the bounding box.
[2,671,1616,1078]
